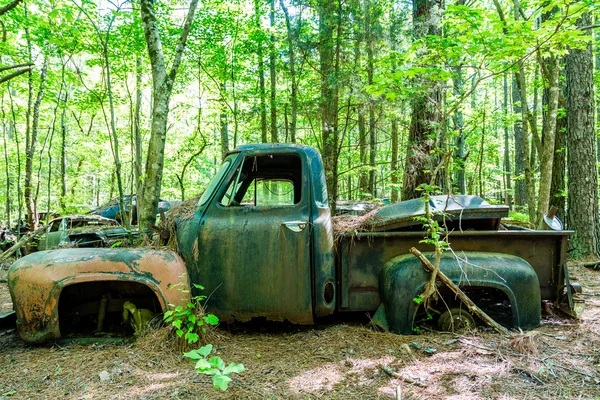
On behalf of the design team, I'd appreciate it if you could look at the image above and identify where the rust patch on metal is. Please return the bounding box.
[8,248,190,344]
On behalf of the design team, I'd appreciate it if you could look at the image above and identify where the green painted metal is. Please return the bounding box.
[379,252,541,334]
[369,195,508,231]
[177,144,336,324]
[337,230,570,314]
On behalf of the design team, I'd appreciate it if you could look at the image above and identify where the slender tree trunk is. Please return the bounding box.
[220,81,229,160]
[478,106,486,197]
[453,66,466,195]
[503,73,512,209]
[25,57,48,229]
[255,0,268,143]
[512,76,526,208]
[318,0,339,211]
[139,0,199,230]
[1,95,10,225]
[60,97,67,209]
[8,87,22,242]
[536,55,559,228]
[566,13,598,257]
[268,0,277,143]
[365,0,376,197]
[134,56,143,220]
[280,0,297,143]
[550,103,566,222]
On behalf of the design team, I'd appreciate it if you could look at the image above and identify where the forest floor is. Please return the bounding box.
[0,262,599,400]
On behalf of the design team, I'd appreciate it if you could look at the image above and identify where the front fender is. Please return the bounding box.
[8,248,190,344]
[379,252,541,334]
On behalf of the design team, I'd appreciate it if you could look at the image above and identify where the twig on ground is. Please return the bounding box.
[379,365,428,388]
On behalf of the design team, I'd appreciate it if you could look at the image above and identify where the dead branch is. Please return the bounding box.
[378,365,428,388]
[0,0,24,16]
[0,67,32,85]
[409,247,511,336]
[0,225,47,263]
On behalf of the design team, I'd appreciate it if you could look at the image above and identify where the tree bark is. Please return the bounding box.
[139,0,199,230]
[566,13,598,257]
[24,56,48,229]
[401,0,443,200]
[502,73,512,209]
[255,0,268,143]
[453,66,466,195]
[134,56,143,219]
[1,95,10,225]
[365,0,376,197]
[318,0,340,211]
[280,0,297,143]
[269,0,277,143]
[536,55,559,228]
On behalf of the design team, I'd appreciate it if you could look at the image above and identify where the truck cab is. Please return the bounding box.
[177,144,336,324]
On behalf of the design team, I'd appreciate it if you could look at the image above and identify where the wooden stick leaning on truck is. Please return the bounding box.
[409,247,512,336]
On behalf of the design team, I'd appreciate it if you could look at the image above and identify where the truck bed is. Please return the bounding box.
[335,230,571,313]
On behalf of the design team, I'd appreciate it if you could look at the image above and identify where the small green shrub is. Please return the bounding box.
[183,344,245,391]
[164,283,219,345]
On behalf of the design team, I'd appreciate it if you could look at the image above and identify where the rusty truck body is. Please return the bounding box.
[8,144,577,343]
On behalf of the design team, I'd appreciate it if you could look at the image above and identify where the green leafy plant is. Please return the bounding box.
[183,344,245,391]
[164,282,219,345]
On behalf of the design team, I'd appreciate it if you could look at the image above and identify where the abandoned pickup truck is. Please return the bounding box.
[7,144,579,344]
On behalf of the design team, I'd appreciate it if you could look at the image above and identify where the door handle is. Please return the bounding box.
[282,221,308,232]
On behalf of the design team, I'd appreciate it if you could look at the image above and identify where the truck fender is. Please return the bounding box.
[378,252,541,334]
[8,248,190,344]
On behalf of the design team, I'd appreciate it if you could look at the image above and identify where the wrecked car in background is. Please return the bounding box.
[7,144,581,344]
[90,195,181,224]
[34,215,135,251]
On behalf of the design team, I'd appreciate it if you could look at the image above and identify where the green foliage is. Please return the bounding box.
[164,282,219,345]
[508,211,530,222]
[183,344,245,391]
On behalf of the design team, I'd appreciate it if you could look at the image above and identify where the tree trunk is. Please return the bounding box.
[220,81,229,160]
[24,56,48,229]
[511,76,526,208]
[1,95,10,225]
[139,0,199,231]
[550,104,566,222]
[502,73,512,209]
[391,117,399,202]
[134,56,143,220]
[318,0,339,211]
[280,0,297,143]
[255,0,268,143]
[365,0,376,197]
[453,66,466,195]
[536,55,559,228]
[60,91,67,210]
[269,0,277,143]
[566,13,598,257]
[402,0,442,200]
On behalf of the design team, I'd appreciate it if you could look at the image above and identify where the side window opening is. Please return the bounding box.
[219,154,302,207]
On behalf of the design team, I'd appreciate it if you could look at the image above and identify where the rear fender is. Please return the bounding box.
[379,252,541,334]
[8,248,190,344]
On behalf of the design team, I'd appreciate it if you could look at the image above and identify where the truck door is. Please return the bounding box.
[196,151,314,324]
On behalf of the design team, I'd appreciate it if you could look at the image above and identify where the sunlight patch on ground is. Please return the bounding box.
[287,356,394,394]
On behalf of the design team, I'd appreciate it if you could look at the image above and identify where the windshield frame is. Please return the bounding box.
[197,153,238,208]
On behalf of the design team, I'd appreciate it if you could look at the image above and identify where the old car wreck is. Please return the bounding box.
[5,144,582,344]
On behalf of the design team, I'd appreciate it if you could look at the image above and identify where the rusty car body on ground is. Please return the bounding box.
[7,144,578,343]
[34,215,135,251]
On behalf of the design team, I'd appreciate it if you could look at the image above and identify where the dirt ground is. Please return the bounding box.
[1,262,599,400]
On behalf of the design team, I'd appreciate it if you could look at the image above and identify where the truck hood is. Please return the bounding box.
[367,195,509,231]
